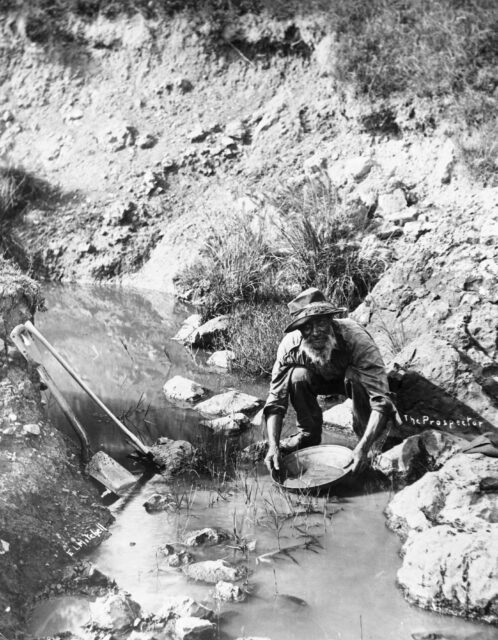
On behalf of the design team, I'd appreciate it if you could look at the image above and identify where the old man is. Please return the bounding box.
[264,287,395,474]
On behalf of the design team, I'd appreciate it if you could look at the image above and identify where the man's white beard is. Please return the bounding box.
[302,334,335,367]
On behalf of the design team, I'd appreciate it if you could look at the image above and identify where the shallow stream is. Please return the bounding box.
[28,284,496,640]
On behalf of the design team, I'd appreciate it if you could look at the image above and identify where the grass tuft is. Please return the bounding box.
[0,165,51,223]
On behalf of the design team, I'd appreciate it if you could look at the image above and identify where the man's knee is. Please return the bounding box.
[289,367,313,389]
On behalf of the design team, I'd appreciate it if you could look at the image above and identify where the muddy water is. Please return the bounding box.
[31,284,496,640]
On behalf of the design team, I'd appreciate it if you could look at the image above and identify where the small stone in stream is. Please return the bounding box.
[201,413,249,434]
[195,391,262,417]
[167,550,193,567]
[174,616,214,640]
[188,315,230,348]
[163,376,208,404]
[143,493,175,513]
[206,350,235,369]
[214,580,245,602]
[157,596,215,620]
[173,314,203,343]
[22,423,40,436]
[183,559,244,584]
[149,438,197,475]
[182,527,230,547]
[239,440,268,463]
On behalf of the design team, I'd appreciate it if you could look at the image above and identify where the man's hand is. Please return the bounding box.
[265,444,282,473]
[350,444,369,474]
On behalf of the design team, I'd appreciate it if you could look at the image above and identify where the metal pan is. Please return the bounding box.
[271,444,353,492]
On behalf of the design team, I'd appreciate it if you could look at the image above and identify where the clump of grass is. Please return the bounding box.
[175,210,284,317]
[269,175,387,310]
[0,165,50,223]
[218,301,289,377]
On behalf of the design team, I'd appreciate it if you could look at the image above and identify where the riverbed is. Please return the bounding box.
[28,284,496,640]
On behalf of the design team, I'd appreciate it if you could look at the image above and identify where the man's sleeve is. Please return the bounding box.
[263,335,296,418]
[347,322,393,415]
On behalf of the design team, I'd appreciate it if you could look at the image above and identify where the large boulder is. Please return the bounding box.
[200,413,250,434]
[398,523,498,624]
[386,452,498,623]
[174,616,215,640]
[386,453,498,537]
[157,596,214,620]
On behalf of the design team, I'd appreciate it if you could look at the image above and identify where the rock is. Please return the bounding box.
[375,223,404,240]
[0,539,10,554]
[100,121,136,152]
[214,580,245,602]
[136,133,156,149]
[344,156,374,182]
[398,523,498,624]
[434,139,456,184]
[182,527,230,546]
[143,493,175,513]
[66,108,84,121]
[322,399,353,431]
[195,391,262,417]
[163,376,208,404]
[167,550,194,567]
[176,78,193,93]
[104,200,136,225]
[234,638,271,640]
[174,616,214,640]
[377,189,408,218]
[224,119,247,140]
[480,212,498,243]
[386,453,498,538]
[183,559,244,584]
[201,413,249,433]
[190,316,230,348]
[374,430,465,482]
[206,350,235,369]
[157,596,214,620]
[239,440,268,463]
[314,34,337,77]
[303,153,328,177]
[250,408,264,427]
[22,423,40,436]
[189,126,208,143]
[173,315,203,344]
[89,593,141,630]
[149,438,197,475]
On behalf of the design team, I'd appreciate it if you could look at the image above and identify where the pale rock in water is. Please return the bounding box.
[173,314,202,343]
[183,559,244,584]
[182,527,230,546]
[89,593,141,629]
[163,375,208,403]
[214,580,245,602]
[206,349,235,368]
[195,390,262,417]
[386,453,498,623]
[157,596,214,620]
[174,616,215,640]
[201,413,249,433]
[150,438,196,474]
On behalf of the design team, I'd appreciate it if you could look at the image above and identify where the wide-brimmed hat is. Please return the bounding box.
[284,287,344,333]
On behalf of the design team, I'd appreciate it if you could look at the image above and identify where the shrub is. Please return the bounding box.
[0,165,50,223]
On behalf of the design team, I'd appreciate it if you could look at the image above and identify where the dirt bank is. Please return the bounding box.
[0,266,112,637]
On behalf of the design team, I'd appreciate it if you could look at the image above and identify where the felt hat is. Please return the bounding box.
[284,287,344,333]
